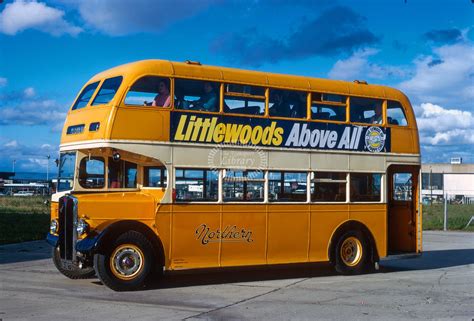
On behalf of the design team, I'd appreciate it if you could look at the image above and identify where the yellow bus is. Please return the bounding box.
[46,60,421,291]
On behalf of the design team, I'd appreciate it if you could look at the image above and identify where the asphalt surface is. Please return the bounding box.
[0,231,473,321]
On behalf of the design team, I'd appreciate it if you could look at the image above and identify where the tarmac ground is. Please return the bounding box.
[0,231,473,320]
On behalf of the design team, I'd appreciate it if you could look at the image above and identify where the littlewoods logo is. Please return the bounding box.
[195,224,254,245]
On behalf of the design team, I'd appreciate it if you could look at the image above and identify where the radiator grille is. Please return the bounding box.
[58,196,77,261]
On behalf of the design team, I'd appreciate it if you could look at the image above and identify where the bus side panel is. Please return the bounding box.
[220,204,266,267]
[349,204,387,258]
[170,204,220,269]
[110,107,170,141]
[309,204,349,262]
[267,204,310,264]
[390,127,417,154]
[155,204,172,269]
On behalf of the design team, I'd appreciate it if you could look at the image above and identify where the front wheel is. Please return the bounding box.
[334,230,370,275]
[52,247,95,279]
[94,231,154,291]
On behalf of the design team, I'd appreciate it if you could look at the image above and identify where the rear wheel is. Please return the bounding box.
[334,230,370,275]
[52,247,95,279]
[94,231,154,291]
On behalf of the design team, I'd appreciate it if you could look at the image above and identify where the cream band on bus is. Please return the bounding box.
[47,60,421,291]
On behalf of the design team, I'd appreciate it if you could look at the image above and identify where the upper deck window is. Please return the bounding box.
[387,101,408,126]
[175,79,219,112]
[72,81,99,110]
[269,89,307,118]
[124,76,171,107]
[91,76,123,106]
[350,97,383,124]
[224,84,265,116]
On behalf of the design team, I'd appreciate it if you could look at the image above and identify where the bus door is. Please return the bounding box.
[387,165,419,254]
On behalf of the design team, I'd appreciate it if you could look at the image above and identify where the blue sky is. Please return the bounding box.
[0,0,473,172]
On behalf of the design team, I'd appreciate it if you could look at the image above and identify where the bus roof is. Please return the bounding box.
[89,59,409,102]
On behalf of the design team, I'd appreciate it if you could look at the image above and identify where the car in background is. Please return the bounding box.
[13,191,34,197]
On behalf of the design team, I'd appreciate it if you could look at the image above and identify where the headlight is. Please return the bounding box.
[50,219,58,234]
[76,219,89,236]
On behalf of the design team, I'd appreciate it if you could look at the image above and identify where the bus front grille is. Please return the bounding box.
[58,195,78,261]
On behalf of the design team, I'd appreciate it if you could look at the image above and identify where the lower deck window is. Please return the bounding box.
[78,157,105,189]
[108,159,137,189]
[312,172,346,202]
[175,169,218,202]
[269,171,307,202]
[350,173,381,202]
[223,170,264,202]
[144,166,167,188]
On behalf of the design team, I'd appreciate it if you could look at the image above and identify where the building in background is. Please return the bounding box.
[421,158,474,204]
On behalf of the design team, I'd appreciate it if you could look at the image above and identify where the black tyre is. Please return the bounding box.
[94,231,155,291]
[334,230,370,275]
[52,247,95,279]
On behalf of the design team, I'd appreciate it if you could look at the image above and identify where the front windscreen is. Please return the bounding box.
[57,152,76,191]
[72,82,99,110]
[91,76,123,106]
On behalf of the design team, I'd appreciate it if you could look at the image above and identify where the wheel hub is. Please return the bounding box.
[340,236,363,267]
[110,245,144,279]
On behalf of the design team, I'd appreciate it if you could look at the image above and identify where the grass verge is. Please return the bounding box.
[423,204,474,232]
[0,196,50,245]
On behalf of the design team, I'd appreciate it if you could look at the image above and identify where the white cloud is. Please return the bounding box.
[0,0,82,36]
[5,140,18,147]
[328,48,407,81]
[0,139,58,172]
[0,77,7,87]
[23,87,36,97]
[399,43,474,108]
[0,87,67,130]
[415,103,474,146]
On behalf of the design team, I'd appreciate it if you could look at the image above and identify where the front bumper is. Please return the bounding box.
[46,232,100,254]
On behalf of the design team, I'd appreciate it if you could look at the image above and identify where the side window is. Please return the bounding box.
[175,79,220,112]
[144,166,167,188]
[91,76,123,106]
[269,171,307,202]
[124,162,137,188]
[312,172,346,202]
[387,101,408,126]
[311,93,346,122]
[350,97,383,124]
[108,159,138,189]
[124,76,171,107]
[311,104,346,121]
[78,157,105,189]
[72,81,100,110]
[223,170,264,202]
[175,169,218,202]
[350,173,381,202]
[269,89,307,118]
[224,84,265,115]
[393,173,412,201]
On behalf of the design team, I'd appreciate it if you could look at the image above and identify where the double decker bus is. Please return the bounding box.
[47,60,421,291]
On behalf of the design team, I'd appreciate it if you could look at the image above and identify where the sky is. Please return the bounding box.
[0,0,473,173]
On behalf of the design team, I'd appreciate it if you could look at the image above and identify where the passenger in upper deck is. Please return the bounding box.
[193,82,217,111]
[152,79,171,107]
[369,104,383,124]
[269,90,291,117]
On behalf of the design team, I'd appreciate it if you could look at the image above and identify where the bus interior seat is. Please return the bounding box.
[388,117,399,125]
[230,106,261,115]
[312,112,331,120]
